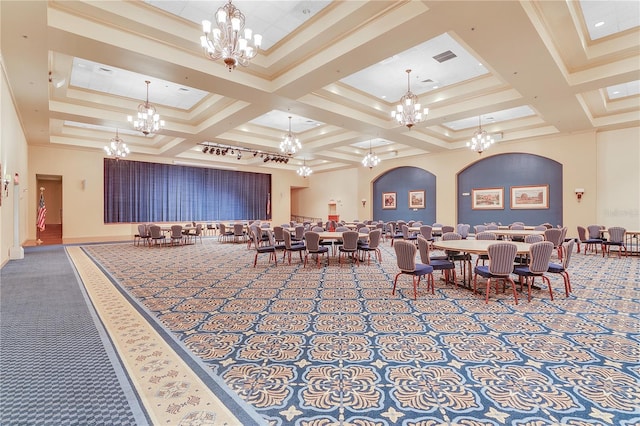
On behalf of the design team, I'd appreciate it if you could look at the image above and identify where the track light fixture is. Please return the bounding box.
[198,143,290,164]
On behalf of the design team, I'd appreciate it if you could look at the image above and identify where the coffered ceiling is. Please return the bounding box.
[1,1,638,173]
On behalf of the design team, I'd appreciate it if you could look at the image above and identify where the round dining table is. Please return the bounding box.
[431,240,531,287]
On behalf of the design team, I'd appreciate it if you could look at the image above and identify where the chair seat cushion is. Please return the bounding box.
[430,259,456,270]
[474,265,511,279]
[257,246,276,253]
[309,247,329,254]
[547,263,564,273]
[409,263,433,276]
[512,265,540,277]
[289,245,306,251]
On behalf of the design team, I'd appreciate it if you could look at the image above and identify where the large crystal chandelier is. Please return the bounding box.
[362,140,381,169]
[104,129,130,159]
[391,69,428,129]
[467,116,495,154]
[200,0,262,71]
[297,158,312,178]
[127,81,164,136]
[279,116,301,156]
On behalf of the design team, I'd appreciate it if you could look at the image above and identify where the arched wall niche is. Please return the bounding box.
[457,152,563,227]
[373,166,436,223]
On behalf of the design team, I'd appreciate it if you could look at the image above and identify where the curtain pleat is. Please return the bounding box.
[104,159,271,223]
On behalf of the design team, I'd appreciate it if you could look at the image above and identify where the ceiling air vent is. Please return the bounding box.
[433,50,457,63]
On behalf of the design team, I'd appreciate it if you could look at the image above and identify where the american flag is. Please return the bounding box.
[266,193,271,218]
[37,192,47,231]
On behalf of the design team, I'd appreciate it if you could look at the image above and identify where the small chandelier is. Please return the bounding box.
[391,69,428,129]
[104,129,130,159]
[279,116,301,156]
[362,140,381,169]
[127,80,165,136]
[200,0,262,71]
[297,158,312,178]
[467,116,495,154]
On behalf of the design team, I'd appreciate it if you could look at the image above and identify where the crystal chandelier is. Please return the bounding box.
[279,116,301,156]
[467,116,495,154]
[127,81,165,136]
[297,158,312,178]
[200,0,262,71]
[104,129,130,159]
[362,140,381,169]
[391,69,428,129]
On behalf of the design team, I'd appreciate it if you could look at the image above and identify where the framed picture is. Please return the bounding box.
[511,185,549,209]
[408,190,425,209]
[382,192,396,209]
[472,187,504,210]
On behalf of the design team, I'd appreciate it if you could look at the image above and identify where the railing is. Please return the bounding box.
[291,215,323,224]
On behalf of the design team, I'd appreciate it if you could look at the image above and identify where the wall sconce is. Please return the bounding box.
[361,198,366,207]
[3,174,10,197]
[575,188,584,201]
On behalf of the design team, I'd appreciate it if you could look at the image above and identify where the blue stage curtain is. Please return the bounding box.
[104,159,271,223]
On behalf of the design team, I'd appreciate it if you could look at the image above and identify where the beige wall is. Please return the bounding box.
[1,59,29,266]
[294,130,640,238]
[26,145,300,243]
[596,128,640,230]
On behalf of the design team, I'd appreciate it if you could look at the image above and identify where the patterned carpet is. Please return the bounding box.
[80,237,640,426]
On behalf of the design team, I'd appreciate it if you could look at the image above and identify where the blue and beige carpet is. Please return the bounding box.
[2,238,639,425]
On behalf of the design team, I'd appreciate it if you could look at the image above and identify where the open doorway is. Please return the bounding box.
[35,175,62,245]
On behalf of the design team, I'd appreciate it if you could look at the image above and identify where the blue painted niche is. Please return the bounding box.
[457,153,563,227]
[373,166,436,223]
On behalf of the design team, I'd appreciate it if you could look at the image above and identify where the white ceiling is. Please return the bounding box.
[1,0,639,173]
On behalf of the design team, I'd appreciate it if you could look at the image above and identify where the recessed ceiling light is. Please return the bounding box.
[595,21,605,27]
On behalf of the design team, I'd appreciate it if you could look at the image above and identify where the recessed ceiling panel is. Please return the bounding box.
[607,80,640,100]
[145,0,331,50]
[443,106,536,131]
[339,33,489,102]
[70,58,209,110]
[579,0,640,40]
[249,110,324,133]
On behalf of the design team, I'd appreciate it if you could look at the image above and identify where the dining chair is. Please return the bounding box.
[602,227,627,257]
[457,224,470,239]
[401,224,418,244]
[576,225,599,254]
[392,240,434,300]
[508,224,525,242]
[338,230,360,266]
[586,225,604,254]
[474,225,487,235]
[474,231,497,266]
[148,225,166,247]
[358,229,382,265]
[188,223,203,244]
[417,235,456,286]
[218,223,234,243]
[473,242,519,304]
[135,223,151,246]
[233,223,247,243]
[282,229,306,265]
[544,228,564,260]
[547,239,574,297]
[251,229,277,267]
[512,241,555,302]
[304,231,329,267]
[170,224,184,246]
[441,232,470,276]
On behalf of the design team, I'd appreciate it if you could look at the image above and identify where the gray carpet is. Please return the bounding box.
[0,246,148,426]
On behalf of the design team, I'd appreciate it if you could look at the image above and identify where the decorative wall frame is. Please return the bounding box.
[472,187,504,210]
[382,192,396,209]
[511,184,549,209]
[408,190,425,209]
